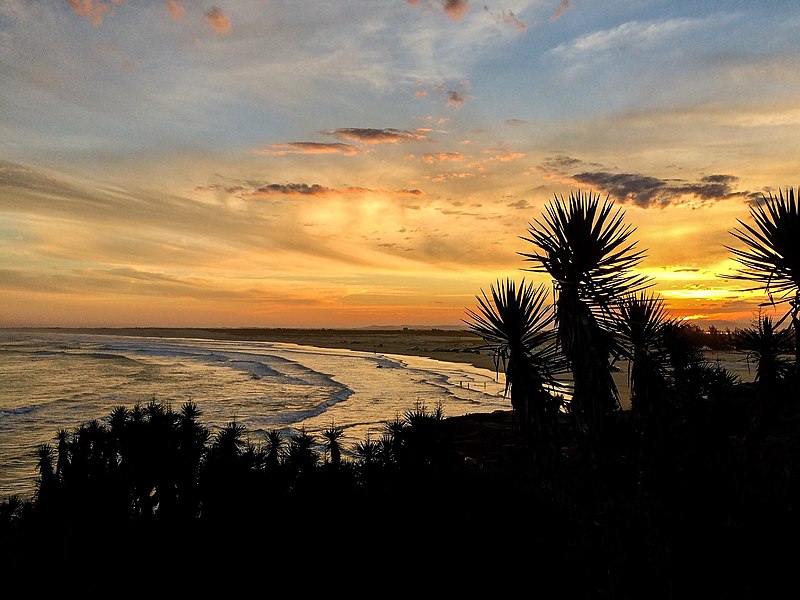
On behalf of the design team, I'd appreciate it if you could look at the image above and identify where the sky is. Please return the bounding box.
[1,1,799,329]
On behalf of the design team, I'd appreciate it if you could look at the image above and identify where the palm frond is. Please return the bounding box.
[722,188,800,305]
[733,315,794,383]
[464,278,566,395]
[520,190,650,308]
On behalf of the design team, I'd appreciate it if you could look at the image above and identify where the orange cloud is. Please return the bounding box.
[443,0,469,22]
[408,0,469,23]
[484,148,525,161]
[326,128,428,144]
[205,6,231,34]
[416,152,465,164]
[69,0,110,27]
[552,0,570,22]
[166,0,185,21]
[502,10,527,31]
[259,142,360,156]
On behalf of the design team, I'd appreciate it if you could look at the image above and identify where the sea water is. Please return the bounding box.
[0,331,509,498]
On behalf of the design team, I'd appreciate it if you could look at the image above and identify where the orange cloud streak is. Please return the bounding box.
[552,0,570,22]
[259,142,360,156]
[443,0,469,22]
[205,6,231,34]
[166,0,185,21]
[69,0,110,27]
[327,128,428,144]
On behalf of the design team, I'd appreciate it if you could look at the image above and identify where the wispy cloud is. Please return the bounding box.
[505,118,528,126]
[205,6,231,34]
[486,8,527,31]
[258,142,360,156]
[551,16,725,57]
[326,128,428,144]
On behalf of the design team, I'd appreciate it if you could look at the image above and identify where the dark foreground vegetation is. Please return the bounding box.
[2,188,798,597]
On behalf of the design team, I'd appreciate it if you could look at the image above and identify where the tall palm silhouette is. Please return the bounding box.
[322,424,344,468]
[615,292,673,419]
[734,314,793,428]
[264,429,284,470]
[464,278,564,432]
[724,188,800,380]
[521,191,649,434]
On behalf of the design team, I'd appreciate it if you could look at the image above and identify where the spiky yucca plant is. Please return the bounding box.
[521,191,649,432]
[615,292,673,418]
[724,188,800,379]
[465,278,564,431]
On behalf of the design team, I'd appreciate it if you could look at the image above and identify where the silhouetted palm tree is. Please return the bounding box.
[615,292,673,418]
[322,424,344,468]
[724,188,800,380]
[354,434,380,483]
[35,444,56,506]
[264,429,284,470]
[465,278,565,433]
[383,415,406,459]
[287,427,318,475]
[734,314,793,426]
[55,428,70,482]
[521,191,649,435]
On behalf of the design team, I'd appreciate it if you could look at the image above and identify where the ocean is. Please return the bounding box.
[0,331,509,499]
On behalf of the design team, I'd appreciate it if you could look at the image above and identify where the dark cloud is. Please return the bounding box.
[237,183,423,198]
[538,153,584,173]
[571,172,669,207]
[570,171,745,208]
[536,155,747,208]
[325,128,427,144]
[505,119,528,126]
[446,90,466,107]
[676,174,741,201]
[248,183,330,196]
[507,199,530,210]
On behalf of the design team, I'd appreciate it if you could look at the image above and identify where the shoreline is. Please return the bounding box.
[5,327,501,373]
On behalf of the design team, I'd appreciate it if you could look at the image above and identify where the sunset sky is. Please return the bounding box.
[2,1,799,328]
